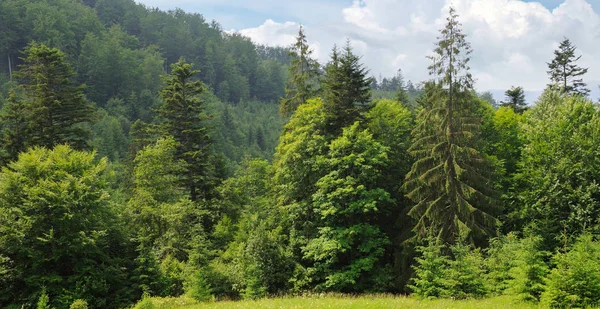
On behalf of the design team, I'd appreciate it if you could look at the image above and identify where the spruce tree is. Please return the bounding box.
[322,41,371,135]
[404,7,498,244]
[159,58,213,201]
[547,38,589,96]
[279,26,320,115]
[500,86,527,114]
[394,69,410,105]
[1,43,94,161]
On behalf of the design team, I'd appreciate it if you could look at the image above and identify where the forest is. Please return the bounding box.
[1,0,600,308]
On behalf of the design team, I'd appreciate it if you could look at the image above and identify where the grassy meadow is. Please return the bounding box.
[135,295,540,309]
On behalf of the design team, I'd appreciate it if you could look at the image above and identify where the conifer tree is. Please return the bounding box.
[1,43,94,161]
[279,26,320,115]
[322,41,371,135]
[404,7,498,244]
[394,69,410,105]
[500,86,527,114]
[547,38,589,96]
[159,58,213,201]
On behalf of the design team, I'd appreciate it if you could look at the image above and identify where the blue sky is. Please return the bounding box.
[136,0,600,29]
[135,0,600,100]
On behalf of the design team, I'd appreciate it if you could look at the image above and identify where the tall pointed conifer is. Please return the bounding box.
[405,7,498,244]
[159,58,213,201]
[279,26,320,115]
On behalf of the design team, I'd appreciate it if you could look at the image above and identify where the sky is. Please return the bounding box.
[135,0,600,101]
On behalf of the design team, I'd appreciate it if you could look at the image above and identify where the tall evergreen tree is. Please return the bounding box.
[394,69,410,106]
[547,38,589,96]
[1,42,94,162]
[279,26,320,115]
[159,58,213,201]
[404,7,498,244]
[500,86,527,114]
[322,41,371,135]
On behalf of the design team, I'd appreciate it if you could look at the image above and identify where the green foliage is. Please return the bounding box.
[69,299,88,309]
[516,91,600,250]
[541,234,600,308]
[0,145,134,308]
[303,122,392,292]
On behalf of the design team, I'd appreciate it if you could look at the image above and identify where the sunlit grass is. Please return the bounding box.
[140,294,539,309]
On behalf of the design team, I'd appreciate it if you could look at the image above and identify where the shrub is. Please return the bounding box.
[185,269,213,302]
[132,293,155,309]
[541,234,600,308]
[37,288,51,309]
[506,234,548,301]
[69,299,88,309]
[445,241,487,299]
[409,235,450,299]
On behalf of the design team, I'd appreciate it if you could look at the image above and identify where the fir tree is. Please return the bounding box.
[322,41,371,135]
[279,25,320,115]
[404,7,498,244]
[159,58,213,201]
[1,43,94,161]
[500,86,527,114]
[394,69,410,106]
[547,38,589,96]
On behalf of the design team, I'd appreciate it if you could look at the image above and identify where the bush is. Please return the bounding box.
[69,299,88,309]
[445,241,487,299]
[132,293,155,309]
[485,233,521,295]
[185,269,213,302]
[506,234,548,301]
[37,288,51,309]
[541,234,600,308]
[409,235,450,299]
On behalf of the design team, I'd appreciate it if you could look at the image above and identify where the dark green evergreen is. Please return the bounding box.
[547,38,589,96]
[279,26,320,115]
[500,86,527,114]
[159,58,214,201]
[405,7,498,244]
[1,42,94,162]
[322,42,371,135]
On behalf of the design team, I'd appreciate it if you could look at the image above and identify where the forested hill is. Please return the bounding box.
[3,1,600,309]
[0,0,290,167]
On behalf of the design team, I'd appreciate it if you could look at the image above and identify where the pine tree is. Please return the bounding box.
[404,7,498,244]
[500,86,527,114]
[279,26,320,115]
[159,58,213,201]
[322,41,371,135]
[1,43,94,161]
[547,38,589,96]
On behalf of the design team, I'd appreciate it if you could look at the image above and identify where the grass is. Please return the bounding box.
[137,294,540,309]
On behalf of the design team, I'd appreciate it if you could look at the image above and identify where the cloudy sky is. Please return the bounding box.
[136,0,600,100]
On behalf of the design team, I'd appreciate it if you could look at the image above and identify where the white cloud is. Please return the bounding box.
[236,0,600,95]
[235,19,299,47]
